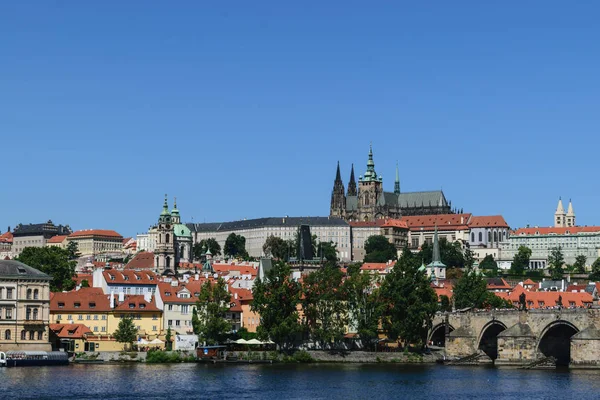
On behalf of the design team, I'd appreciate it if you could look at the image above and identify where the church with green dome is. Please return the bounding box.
[153,196,193,274]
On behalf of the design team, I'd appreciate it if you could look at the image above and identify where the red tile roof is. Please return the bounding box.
[69,229,123,238]
[73,274,93,287]
[523,279,537,286]
[113,295,160,312]
[157,280,205,304]
[402,214,472,231]
[50,288,111,312]
[513,226,600,236]
[0,231,13,243]
[469,216,509,228]
[504,285,592,308]
[48,235,68,244]
[103,269,158,285]
[567,284,588,293]
[49,323,92,339]
[360,263,389,271]
[349,218,408,229]
[124,251,155,270]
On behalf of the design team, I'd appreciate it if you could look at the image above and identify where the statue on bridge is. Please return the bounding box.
[519,292,527,311]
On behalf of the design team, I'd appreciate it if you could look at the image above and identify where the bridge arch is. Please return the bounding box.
[477,320,507,360]
[429,323,454,347]
[536,320,579,366]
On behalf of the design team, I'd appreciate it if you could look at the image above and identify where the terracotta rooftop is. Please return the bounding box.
[124,251,155,270]
[513,226,600,236]
[103,269,158,285]
[50,288,110,312]
[469,216,509,228]
[49,323,92,339]
[349,218,408,229]
[69,229,123,238]
[402,214,472,231]
[47,235,68,244]
[113,295,160,312]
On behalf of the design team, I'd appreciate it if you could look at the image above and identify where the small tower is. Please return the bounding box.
[330,161,346,218]
[394,162,400,195]
[347,163,357,196]
[566,199,576,227]
[554,197,566,228]
[171,197,180,224]
[427,225,446,280]
[154,194,175,274]
[358,144,383,220]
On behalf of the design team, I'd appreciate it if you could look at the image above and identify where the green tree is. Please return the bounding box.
[548,247,565,280]
[165,327,173,350]
[511,246,532,275]
[16,247,76,292]
[263,235,289,260]
[113,316,138,350]
[380,249,438,346]
[573,255,587,274]
[453,269,488,309]
[80,279,90,288]
[479,254,498,271]
[224,233,248,259]
[589,258,600,281]
[66,241,81,260]
[317,241,338,267]
[419,239,465,268]
[251,262,302,351]
[364,235,397,263]
[344,270,383,350]
[191,306,200,335]
[302,265,348,349]
[440,295,452,312]
[195,278,231,345]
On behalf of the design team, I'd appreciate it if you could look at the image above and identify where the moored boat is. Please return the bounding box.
[2,351,69,367]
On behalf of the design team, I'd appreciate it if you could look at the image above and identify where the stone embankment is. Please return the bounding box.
[307,351,440,363]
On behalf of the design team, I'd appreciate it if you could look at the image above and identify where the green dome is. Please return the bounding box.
[173,223,192,238]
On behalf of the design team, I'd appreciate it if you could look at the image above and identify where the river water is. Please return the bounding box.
[2,363,600,399]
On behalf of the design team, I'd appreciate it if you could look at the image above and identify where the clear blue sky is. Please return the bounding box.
[1,2,599,237]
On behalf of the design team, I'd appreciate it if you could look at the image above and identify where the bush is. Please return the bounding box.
[292,350,314,363]
[145,350,183,363]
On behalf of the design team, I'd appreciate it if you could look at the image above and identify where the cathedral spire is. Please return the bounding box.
[555,197,566,227]
[330,162,346,218]
[363,143,379,182]
[335,161,342,182]
[394,162,400,194]
[347,163,357,196]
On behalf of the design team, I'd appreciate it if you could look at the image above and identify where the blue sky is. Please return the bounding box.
[1,2,599,237]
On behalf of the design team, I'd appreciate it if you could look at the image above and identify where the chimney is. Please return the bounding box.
[118,292,124,303]
[234,292,238,300]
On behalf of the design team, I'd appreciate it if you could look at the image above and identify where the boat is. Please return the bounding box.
[0,351,6,367]
[1,351,69,367]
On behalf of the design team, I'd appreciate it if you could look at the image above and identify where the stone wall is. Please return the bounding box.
[307,351,439,363]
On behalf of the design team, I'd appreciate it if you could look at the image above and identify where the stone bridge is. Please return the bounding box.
[430,309,600,368]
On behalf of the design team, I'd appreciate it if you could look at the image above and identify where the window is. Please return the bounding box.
[139,304,145,309]
[34,289,39,300]
[74,302,81,309]
[488,231,491,242]
[168,305,173,311]
[168,320,173,326]
[21,330,26,340]
[29,331,36,340]
[6,288,12,299]
[27,289,32,300]
[471,233,475,242]
[37,331,43,340]
[94,315,98,320]
[89,302,96,309]
[102,315,106,320]
[181,305,189,314]
[56,314,62,321]
[494,231,498,242]
[175,320,180,326]
[129,303,135,309]
[101,327,106,332]
[152,314,158,320]
[94,327,98,332]
[87,315,91,320]
[152,325,157,331]
[67,314,72,320]
[33,309,38,320]
[4,330,10,340]
[58,302,65,309]
[78,315,83,320]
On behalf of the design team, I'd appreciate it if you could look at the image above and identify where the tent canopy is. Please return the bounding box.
[149,338,164,344]
[246,339,263,345]
[137,338,149,345]
[235,339,249,344]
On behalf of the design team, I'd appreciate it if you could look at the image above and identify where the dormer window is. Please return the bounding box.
[74,302,81,308]
[109,275,115,281]
[129,303,135,309]
[58,302,65,309]
[124,276,129,281]
[149,276,154,281]
[135,275,141,280]
[165,292,171,296]
[140,304,146,309]
[89,302,96,309]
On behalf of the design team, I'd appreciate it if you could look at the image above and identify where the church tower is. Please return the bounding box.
[566,199,576,227]
[330,162,346,218]
[554,197,566,228]
[358,144,383,221]
[347,164,357,196]
[155,194,175,274]
[394,162,400,195]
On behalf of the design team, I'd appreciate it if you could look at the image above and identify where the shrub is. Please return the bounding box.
[292,350,314,363]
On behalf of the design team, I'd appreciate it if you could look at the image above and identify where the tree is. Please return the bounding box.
[224,233,248,259]
[511,246,532,275]
[195,278,231,345]
[317,241,338,267]
[419,239,465,268]
[380,249,438,346]
[80,279,90,288]
[191,306,200,335]
[464,247,475,269]
[263,235,288,260]
[453,269,488,309]
[573,255,587,274]
[113,316,138,350]
[343,268,383,350]
[589,258,600,281]
[479,255,498,271]
[302,265,347,349]
[16,247,76,292]
[66,241,81,260]
[439,295,452,312]
[364,235,397,263]
[251,262,302,351]
[165,327,173,350]
[548,247,565,280]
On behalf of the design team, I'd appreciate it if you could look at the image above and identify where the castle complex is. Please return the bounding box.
[330,145,453,221]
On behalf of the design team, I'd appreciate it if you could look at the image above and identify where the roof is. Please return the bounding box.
[523,279,537,286]
[486,278,512,290]
[113,295,160,312]
[349,219,408,229]
[69,229,123,239]
[47,235,68,244]
[188,216,349,233]
[503,286,592,308]
[12,222,72,238]
[49,323,92,339]
[360,263,389,271]
[157,281,204,304]
[469,215,509,228]
[0,260,51,280]
[513,226,600,236]
[0,231,13,243]
[50,288,110,312]
[124,251,155,270]
[173,224,192,238]
[402,214,472,231]
[103,270,158,285]
[73,274,93,287]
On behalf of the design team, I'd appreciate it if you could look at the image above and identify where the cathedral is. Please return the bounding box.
[153,196,193,275]
[330,145,453,221]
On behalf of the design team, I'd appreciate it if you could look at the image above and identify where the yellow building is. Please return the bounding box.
[108,294,163,340]
[50,288,111,335]
[66,229,123,257]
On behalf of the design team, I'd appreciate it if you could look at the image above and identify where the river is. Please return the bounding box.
[2,363,600,399]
